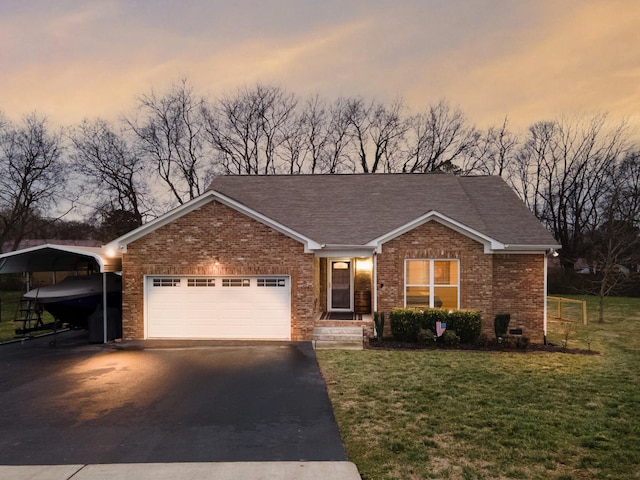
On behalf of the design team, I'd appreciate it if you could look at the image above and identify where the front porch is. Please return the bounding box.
[312,256,375,349]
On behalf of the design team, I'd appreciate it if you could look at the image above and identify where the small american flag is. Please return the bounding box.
[436,322,447,337]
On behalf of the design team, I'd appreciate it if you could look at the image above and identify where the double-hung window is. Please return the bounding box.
[405,259,459,309]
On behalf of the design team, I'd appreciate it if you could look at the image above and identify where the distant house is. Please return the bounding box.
[108,174,559,343]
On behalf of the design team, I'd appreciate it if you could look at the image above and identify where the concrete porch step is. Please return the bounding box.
[314,340,364,350]
[314,326,363,336]
[313,326,363,350]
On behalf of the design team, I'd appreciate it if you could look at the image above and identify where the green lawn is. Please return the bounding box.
[317,296,640,480]
[0,290,57,342]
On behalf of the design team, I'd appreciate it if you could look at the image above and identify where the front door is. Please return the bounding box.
[330,260,352,310]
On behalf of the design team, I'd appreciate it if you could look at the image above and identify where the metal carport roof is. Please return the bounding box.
[0,244,123,344]
[0,244,122,274]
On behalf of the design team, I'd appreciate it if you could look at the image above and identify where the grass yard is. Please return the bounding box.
[0,291,57,342]
[317,296,640,480]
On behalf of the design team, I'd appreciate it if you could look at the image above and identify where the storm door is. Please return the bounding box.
[329,260,352,310]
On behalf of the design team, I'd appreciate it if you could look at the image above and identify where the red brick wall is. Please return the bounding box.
[492,254,545,343]
[376,221,545,341]
[121,200,316,340]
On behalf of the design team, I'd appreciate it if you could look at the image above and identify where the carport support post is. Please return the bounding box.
[102,272,108,344]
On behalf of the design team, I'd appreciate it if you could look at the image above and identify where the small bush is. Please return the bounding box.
[442,330,460,347]
[374,311,385,339]
[421,308,448,332]
[474,333,492,348]
[389,308,421,342]
[516,336,530,349]
[447,310,482,343]
[418,328,434,344]
[500,334,518,349]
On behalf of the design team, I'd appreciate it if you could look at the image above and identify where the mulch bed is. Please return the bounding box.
[366,338,600,355]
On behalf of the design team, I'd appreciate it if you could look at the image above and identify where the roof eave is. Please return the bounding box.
[367,211,559,254]
[107,192,218,251]
[312,244,377,258]
[108,190,321,253]
[500,244,562,254]
[369,211,504,253]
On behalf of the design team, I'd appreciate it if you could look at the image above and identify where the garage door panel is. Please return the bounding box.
[149,319,289,339]
[146,276,291,340]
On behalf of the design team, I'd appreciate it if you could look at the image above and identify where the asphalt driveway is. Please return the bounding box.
[0,331,347,465]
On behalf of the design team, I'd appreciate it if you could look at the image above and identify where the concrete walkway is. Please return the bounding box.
[0,461,361,480]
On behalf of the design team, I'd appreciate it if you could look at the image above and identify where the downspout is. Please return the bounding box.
[373,254,378,333]
[102,272,108,344]
[543,254,548,345]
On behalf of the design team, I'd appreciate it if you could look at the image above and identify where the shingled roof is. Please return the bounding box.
[208,174,558,249]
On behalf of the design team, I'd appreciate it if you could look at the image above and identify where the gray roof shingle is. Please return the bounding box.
[208,174,558,248]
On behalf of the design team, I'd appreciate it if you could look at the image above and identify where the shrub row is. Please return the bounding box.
[389,308,482,344]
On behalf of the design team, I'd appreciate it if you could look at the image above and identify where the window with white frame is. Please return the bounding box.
[405,259,459,309]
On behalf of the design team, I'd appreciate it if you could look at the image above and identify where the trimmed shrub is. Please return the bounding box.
[389,308,421,342]
[390,308,483,344]
[494,313,511,340]
[446,310,482,343]
[374,311,385,339]
[421,308,448,333]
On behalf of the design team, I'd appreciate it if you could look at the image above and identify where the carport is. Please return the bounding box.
[0,244,123,343]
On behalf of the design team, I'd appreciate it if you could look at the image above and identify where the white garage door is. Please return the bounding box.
[145,276,291,340]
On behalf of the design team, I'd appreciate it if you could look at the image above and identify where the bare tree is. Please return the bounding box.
[0,113,67,252]
[279,116,307,174]
[583,151,640,321]
[127,79,210,206]
[402,100,479,173]
[368,99,408,173]
[340,97,407,173]
[69,118,148,227]
[298,95,330,174]
[513,114,629,269]
[321,97,354,173]
[204,84,297,175]
[464,116,519,177]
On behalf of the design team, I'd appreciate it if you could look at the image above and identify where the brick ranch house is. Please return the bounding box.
[106,174,559,344]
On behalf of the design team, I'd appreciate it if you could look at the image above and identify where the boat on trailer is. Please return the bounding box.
[23,273,122,328]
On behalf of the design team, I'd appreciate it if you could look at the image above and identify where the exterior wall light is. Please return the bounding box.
[356,258,372,272]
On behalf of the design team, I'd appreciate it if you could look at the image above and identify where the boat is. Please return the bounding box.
[23,273,122,327]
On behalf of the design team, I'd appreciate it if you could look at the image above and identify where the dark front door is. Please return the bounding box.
[330,260,351,310]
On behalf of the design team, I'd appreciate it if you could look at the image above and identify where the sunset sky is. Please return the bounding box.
[1,0,639,135]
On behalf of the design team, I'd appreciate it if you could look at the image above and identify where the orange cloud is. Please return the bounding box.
[405,0,640,132]
[0,0,638,141]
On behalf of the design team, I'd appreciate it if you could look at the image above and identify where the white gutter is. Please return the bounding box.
[314,244,377,258]
[373,254,378,314]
